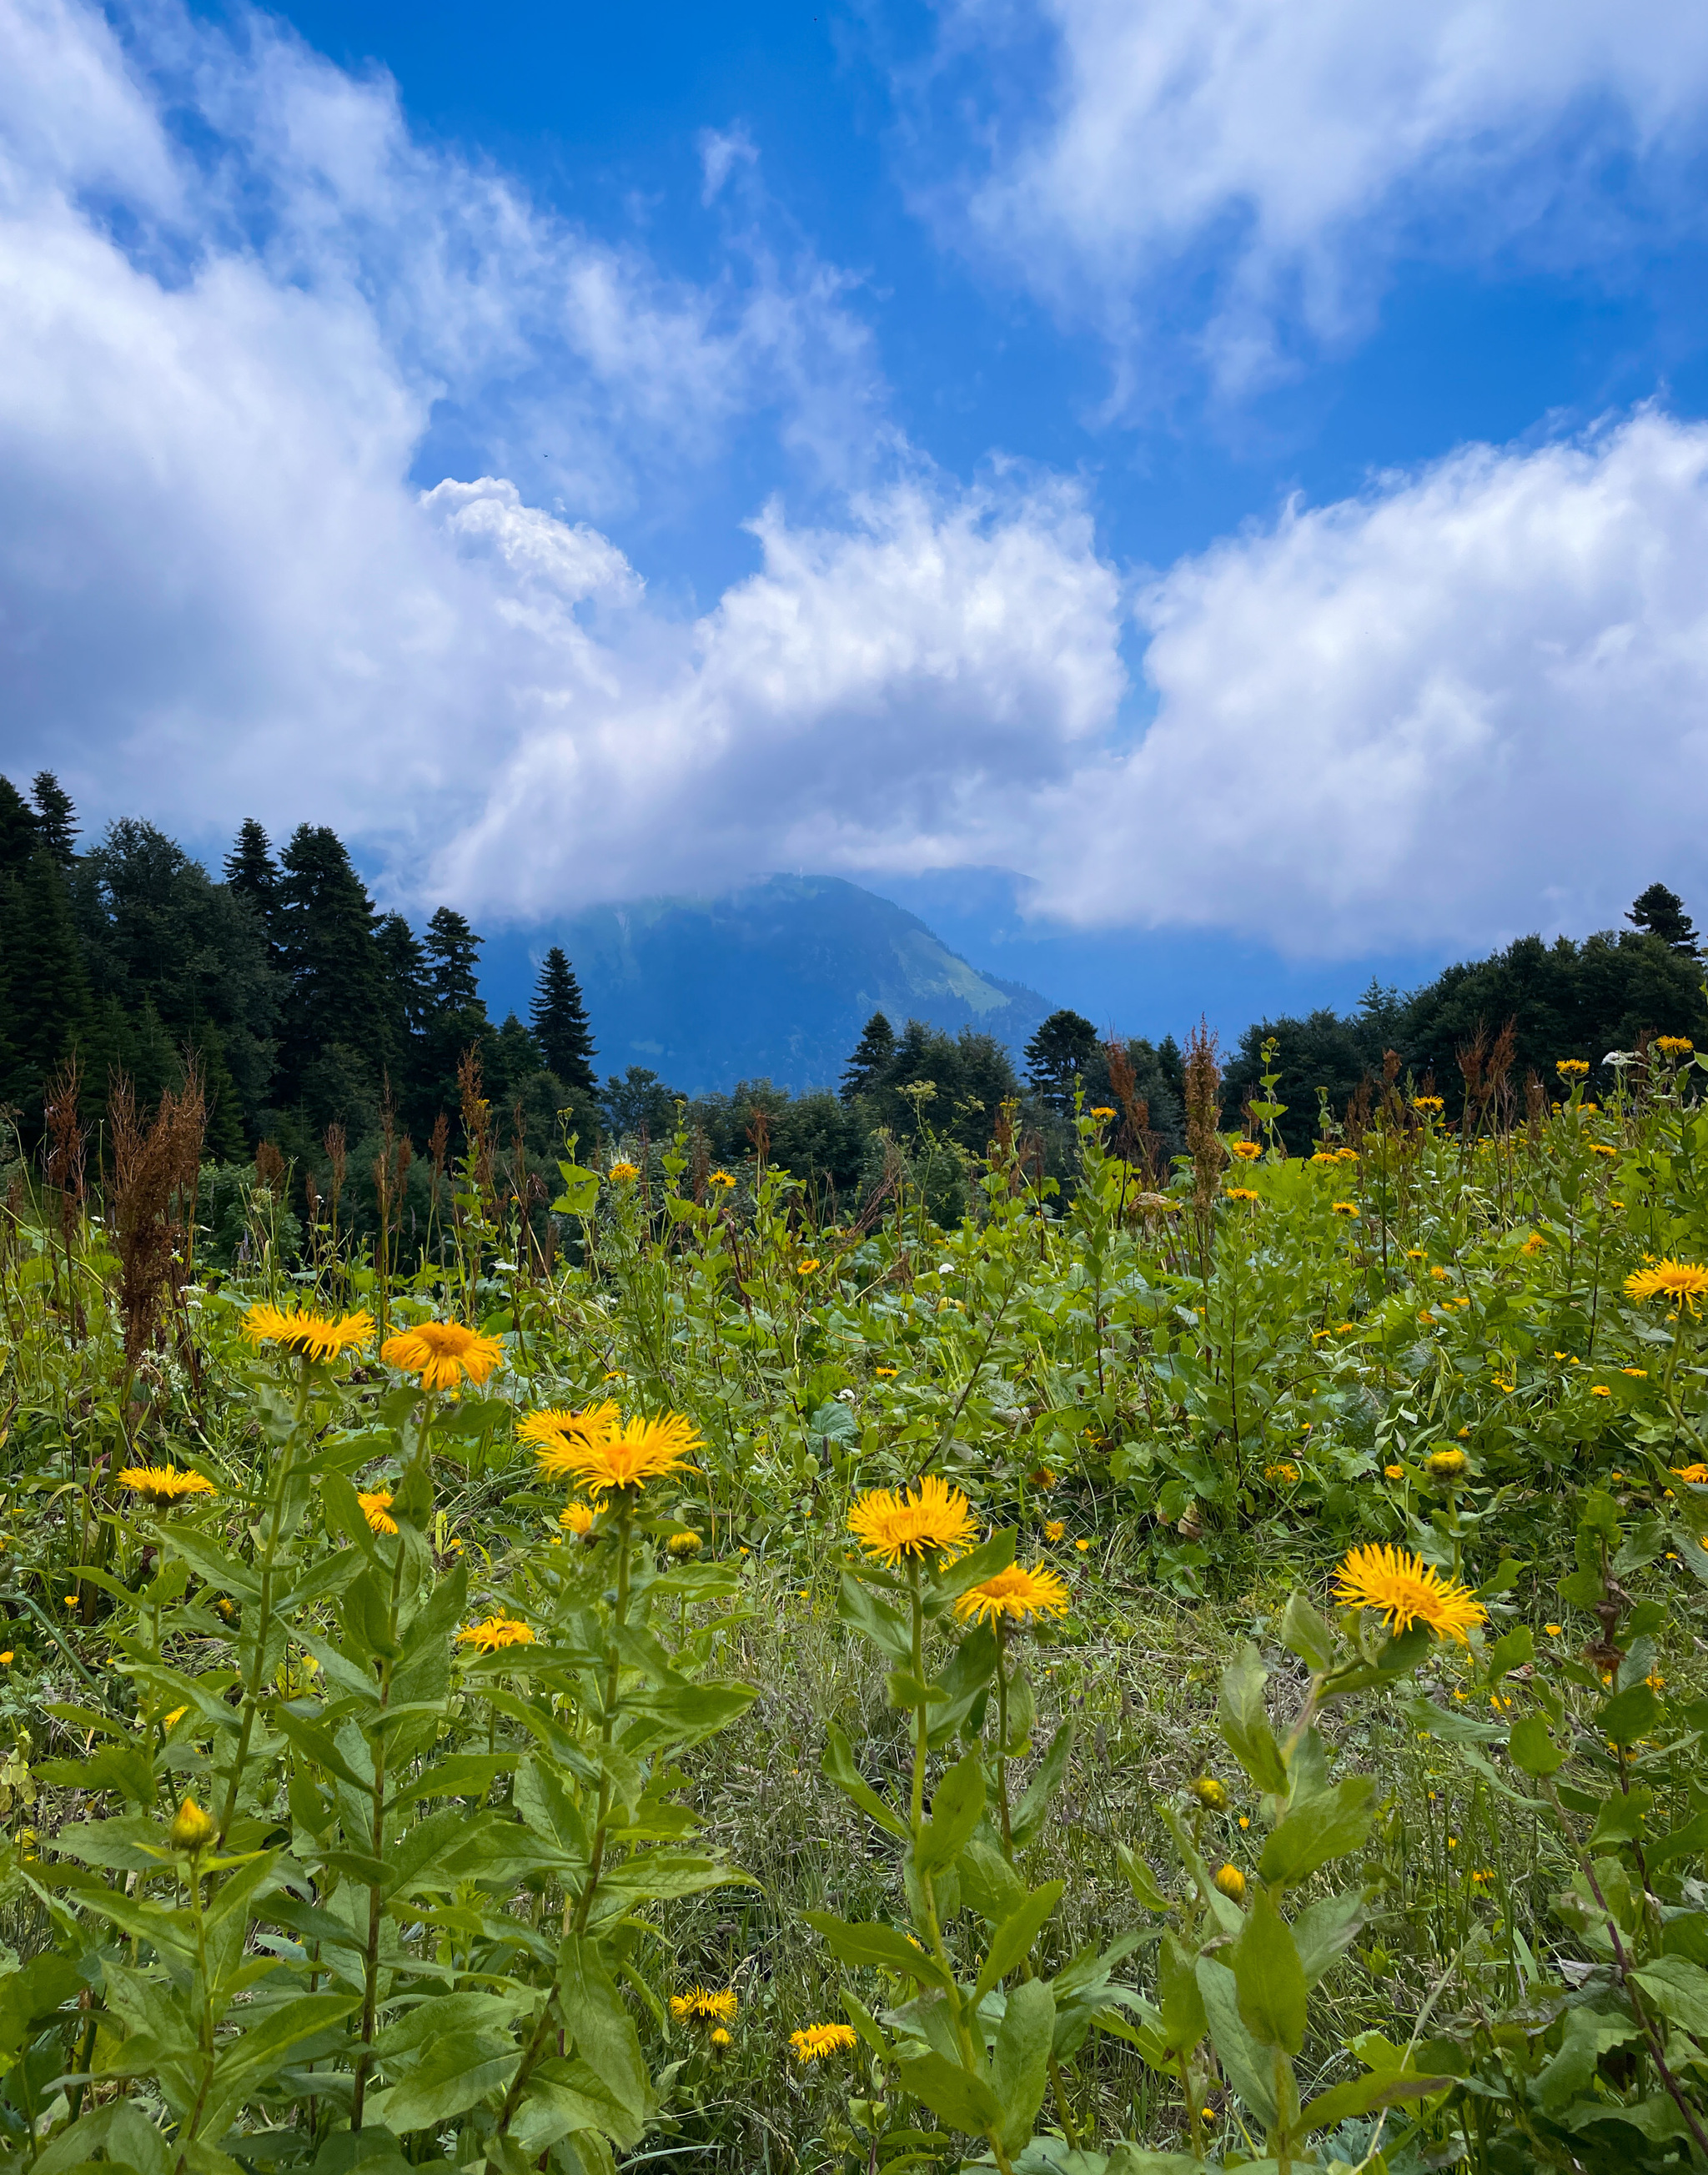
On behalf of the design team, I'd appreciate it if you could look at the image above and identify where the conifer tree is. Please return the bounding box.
[424,907,485,1012]
[530,947,598,1092]
[1023,1008,1100,1113]
[224,820,279,938]
[274,826,384,1106]
[839,1011,896,1102]
[30,773,77,866]
[0,775,38,876]
[1628,882,1700,957]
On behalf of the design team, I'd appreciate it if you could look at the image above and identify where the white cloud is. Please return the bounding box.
[1034,409,1708,951]
[912,0,1708,384]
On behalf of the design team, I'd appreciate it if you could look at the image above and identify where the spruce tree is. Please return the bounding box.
[530,947,598,1092]
[274,826,384,1106]
[839,1011,896,1102]
[224,820,279,939]
[30,773,77,866]
[0,846,92,1114]
[0,775,38,877]
[1023,1008,1100,1113]
[424,907,485,1012]
[1628,882,1700,957]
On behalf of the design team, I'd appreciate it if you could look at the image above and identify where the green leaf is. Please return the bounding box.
[387,1754,515,1813]
[1155,1935,1207,2056]
[801,1911,951,1990]
[374,2037,516,2132]
[821,1723,910,1841]
[1258,1776,1375,1887]
[1292,1888,1364,1987]
[557,1937,647,2145]
[1233,1887,1307,2054]
[838,1571,914,1664]
[1195,1960,1278,2129]
[1590,1787,1653,1848]
[1115,1843,1170,1911]
[917,1750,986,1874]
[1298,2069,1452,2135]
[974,1881,1064,2002]
[990,1977,1055,2152]
[1487,1625,1535,1676]
[928,1530,1017,1608]
[892,2051,1003,2139]
[1218,1646,1287,1793]
[1010,1720,1074,1851]
[1633,1956,1708,2042]
[958,1841,1028,1926]
[1597,1682,1661,1746]
[1509,1714,1570,1776]
[1278,1590,1337,1672]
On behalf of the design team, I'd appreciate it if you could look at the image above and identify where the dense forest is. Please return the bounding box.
[1,769,1702,1238]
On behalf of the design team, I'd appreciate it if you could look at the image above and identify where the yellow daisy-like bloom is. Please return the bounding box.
[523,1402,621,1478]
[381,1320,505,1390]
[789,2023,858,2063]
[1263,1460,1301,1484]
[954,1562,1070,1626]
[1655,1037,1694,1057]
[118,1464,217,1507]
[1088,1105,1117,1119]
[1043,1517,1068,1542]
[1556,1058,1590,1079]
[1669,1463,1708,1484]
[1426,1447,1468,1482]
[1590,1384,1611,1398]
[608,1160,640,1183]
[708,1169,736,1188]
[243,1303,374,1363]
[847,1474,976,1568]
[1224,1186,1260,1203]
[1309,1151,1339,1165]
[1587,1143,1617,1158]
[666,1530,703,1557]
[1625,1259,1708,1314]
[1332,1544,1486,1645]
[1334,1146,1360,1163]
[797,1258,822,1276]
[1331,1200,1359,1218]
[560,1502,596,1536]
[1228,1141,1263,1162]
[1384,1463,1405,1479]
[874,1365,898,1378]
[560,1411,701,1498]
[1413,1095,1445,1114]
[670,1987,737,2027]
[1521,1232,1548,1256]
[456,1614,535,1654]
[357,1489,397,1535]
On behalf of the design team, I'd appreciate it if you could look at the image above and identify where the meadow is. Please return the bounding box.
[1,1032,1705,2175]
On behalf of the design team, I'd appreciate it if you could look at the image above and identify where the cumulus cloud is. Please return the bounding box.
[1034,409,1708,951]
[910,0,1708,384]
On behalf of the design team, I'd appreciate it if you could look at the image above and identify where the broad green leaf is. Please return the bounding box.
[917,1750,986,1873]
[1509,1714,1570,1776]
[1155,1935,1206,2056]
[1292,1888,1364,1986]
[801,1911,952,1990]
[928,1530,1017,1608]
[1195,1960,1278,2128]
[990,1977,1054,2152]
[822,1722,909,1841]
[1487,1625,1535,1676]
[974,1881,1064,2002]
[1233,1888,1307,2054]
[1633,1955,1708,2041]
[1218,1646,1287,1793]
[1597,1681,1661,1746]
[1278,1590,1337,1672]
[1010,1720,1074,1851]
[374,2037,517,2133]
[1298,2068,1453,2135]
[1115,1844,1170,1911]
[1257,1776,1375,1887]
[838,1571,915,1664]
[892,2051,1003,2140]
[558,1937,647,2143]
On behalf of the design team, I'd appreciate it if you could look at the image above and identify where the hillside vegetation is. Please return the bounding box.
[1,1027,1706,2172]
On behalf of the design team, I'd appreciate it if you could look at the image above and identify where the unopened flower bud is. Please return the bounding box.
[1427,1447,1469,1483]
[1213,1863,1246,1902]
[168,1797,217,1854]
[1190,1775,1229,1811]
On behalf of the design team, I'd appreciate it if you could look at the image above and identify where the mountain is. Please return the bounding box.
[477,875,1057,1095]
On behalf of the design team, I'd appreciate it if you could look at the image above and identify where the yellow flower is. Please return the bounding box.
[1521,1233,1548,1257]
[1590,1385,1612,1398]
[1556,1059,1590,1079]
[1074,1536,1092,1553]
[1621,1366,1648,1377]
[357,1490,397,1535]
[789,2023,857,2062]
[847,1474,976,1567]
[608,1161,640,1182]
[1228,1141,1263,1162]
[456,1614,535,1653]
[381,1320,505,1390]
[1213,1864,1246,1902]
[117,1464,217,1507]
[163,1705,188,1727]
[1384,1464,1405,1479]
[954,1562,1070,1626]
[557,1411,701,1497]
[708,1169,736,1188]
[242,1303,374,1364]
[1263,1461,1300,1484]
[560,1502,596,1535]
[1190,1775,1229,1810]
[666,1530,703,1557]
[168,1797,217,1853]
[1545,1622,1564,1636]
[1414,1095,1445,1114]
[1670,1463,1708,1485]
[1587,1143,1617,1158]
[710,2027,732,2050]
[1625,1259,1708,1314]
[1332,1545,1486,1645]
[1334,1321,1357,1335]
[1089,1106,1117,1119]
[874,1365,898,1378]
[1224,1187,1260,1203]
[524,1402,622,1479]
[796,1258,821,1276]
[0,1652,13,1666]
[1309,1151,1339,1165]
[1334,1146,1359,1163]
[1043,1518,1068,1542]
[671,1987,737,2027]
[1655,1036,1694,1057]
[1426,1447,1468,1482]
[1331,1200,1359,1218]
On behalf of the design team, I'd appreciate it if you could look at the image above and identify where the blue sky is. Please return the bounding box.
[6,0,1708,1041]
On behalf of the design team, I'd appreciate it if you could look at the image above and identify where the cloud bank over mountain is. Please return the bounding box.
[5,0,1708,962]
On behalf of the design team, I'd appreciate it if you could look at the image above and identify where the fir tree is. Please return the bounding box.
[30,773,77,866]
[530,946,598,1092]
[1023,1008,1100,1114]
[1628,882,1700,957]
[224,820,279,937]
[0,845,92,1113]
[274,826,384,1107]
[0,775,38,876]
[424,907,485,1012]
[839,1011,896,1102]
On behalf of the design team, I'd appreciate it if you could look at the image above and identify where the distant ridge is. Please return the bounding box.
[478,875,1057,1095]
